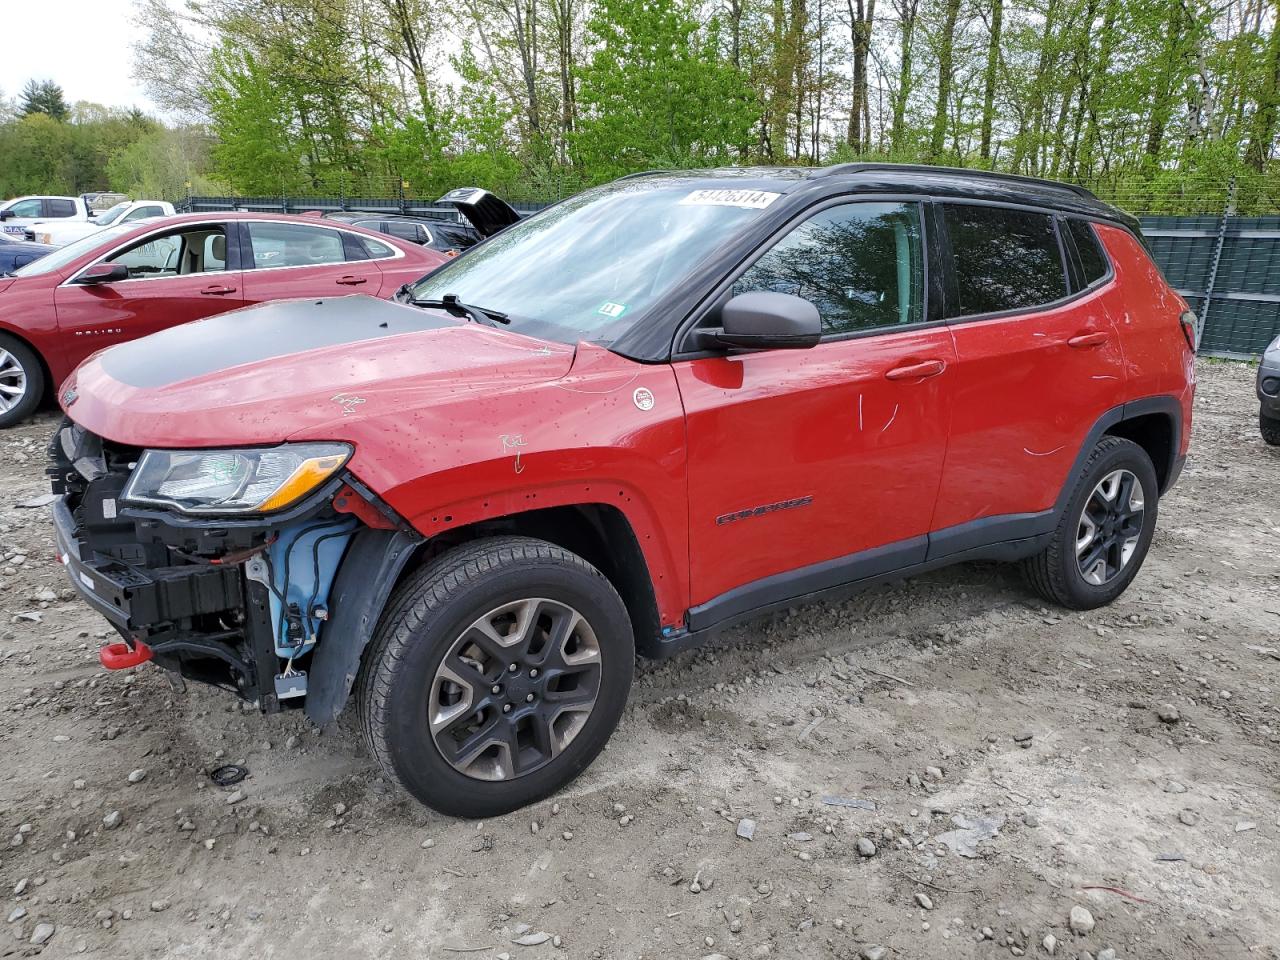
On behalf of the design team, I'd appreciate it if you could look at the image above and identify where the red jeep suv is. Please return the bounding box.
[49,167,1195,816]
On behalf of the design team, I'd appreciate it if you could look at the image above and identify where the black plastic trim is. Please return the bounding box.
[304,527,423,725]
[686,536,927,632]
[926,510,1055,562]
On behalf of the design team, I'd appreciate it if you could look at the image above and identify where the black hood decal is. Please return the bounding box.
[101,296,455,389]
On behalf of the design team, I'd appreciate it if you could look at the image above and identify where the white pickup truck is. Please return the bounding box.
[32,199,176,246]
[0,195,91,239]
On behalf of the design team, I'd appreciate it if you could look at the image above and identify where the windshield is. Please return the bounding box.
[407,180,781,343]
[11,224,135,278]
[94,202,131,225]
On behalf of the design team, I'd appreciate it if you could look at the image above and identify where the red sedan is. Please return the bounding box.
[0,212,446,427]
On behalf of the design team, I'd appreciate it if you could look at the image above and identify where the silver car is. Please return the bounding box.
[1260,334,1280,445]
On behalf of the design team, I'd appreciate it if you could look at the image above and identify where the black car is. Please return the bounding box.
[0,235,54,274]
[323,188,523,255]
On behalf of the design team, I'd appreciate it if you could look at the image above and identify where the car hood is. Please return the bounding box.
[62,295,576,447]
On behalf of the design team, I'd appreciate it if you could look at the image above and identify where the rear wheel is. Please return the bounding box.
[1022,436,1159,610]
[0,334,43,429]
[358,536,633,817]
[1261,411,1280,447]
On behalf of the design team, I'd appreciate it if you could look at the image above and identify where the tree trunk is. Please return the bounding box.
[890,0,918,154]
[1077,0,1117,179]
[846,0,875,152]
[928,0,960,161]
[1245,0,1280,171]
[979,0,1002,163]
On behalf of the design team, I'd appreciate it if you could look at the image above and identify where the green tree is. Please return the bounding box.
[19,79,69,121]
[574,0,756,179]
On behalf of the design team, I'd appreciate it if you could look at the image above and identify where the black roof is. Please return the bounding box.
[615,163,1134,230]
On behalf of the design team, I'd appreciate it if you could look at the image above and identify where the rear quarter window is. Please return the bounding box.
[944,204,1068,316]
[45,199,77,218]
[1066,219,1110,286]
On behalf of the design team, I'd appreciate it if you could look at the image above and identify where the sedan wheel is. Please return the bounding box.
[0,347,29,414]
[0,336,43,428]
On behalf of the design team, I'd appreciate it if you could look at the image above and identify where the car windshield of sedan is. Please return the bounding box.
[10,224,136,278]
[407,180,783,344]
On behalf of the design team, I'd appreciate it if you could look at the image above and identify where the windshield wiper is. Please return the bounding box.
[410,292,510,326]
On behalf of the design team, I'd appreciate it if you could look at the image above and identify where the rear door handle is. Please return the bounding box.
[336,275,368,286]
[885,359,947,381]
[1067,331,1109,348]
[200,285,237,295]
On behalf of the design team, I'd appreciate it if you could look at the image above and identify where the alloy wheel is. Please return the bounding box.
[1075,468,1145,586]
[428,598,603,781]
[0,349,27,414]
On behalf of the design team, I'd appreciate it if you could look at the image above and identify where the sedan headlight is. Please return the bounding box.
[121,443,351,515]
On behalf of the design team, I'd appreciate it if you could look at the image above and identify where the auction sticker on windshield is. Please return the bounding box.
[596,301,628,318]
[679,189,781,209]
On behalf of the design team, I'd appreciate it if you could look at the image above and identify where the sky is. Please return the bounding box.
[2,0,159,113]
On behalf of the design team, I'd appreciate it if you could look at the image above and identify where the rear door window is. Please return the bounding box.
[246,222,346,268]
[944,204,1068,316]
[384,221,421,243]
[45,199,78,218]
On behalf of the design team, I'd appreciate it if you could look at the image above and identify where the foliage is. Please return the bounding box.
[0,0,1276,213]
[19,80,69,121]
[573,0,757,180]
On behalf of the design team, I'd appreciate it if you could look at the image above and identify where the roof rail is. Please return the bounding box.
[810,162,1098,201]
[614,169,674,182]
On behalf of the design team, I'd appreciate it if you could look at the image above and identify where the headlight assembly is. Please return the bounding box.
[121,443,352,515]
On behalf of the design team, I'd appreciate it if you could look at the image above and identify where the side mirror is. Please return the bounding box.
[74,262,130,285]
[0,209,12,221]
[696,291,822,351]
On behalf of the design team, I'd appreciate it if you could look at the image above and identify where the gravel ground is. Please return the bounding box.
[0,358,1277,960]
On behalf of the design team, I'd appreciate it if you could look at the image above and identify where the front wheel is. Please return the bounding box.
[357,536,634,817]
[0,334,44,429]
[1022,436,1159,610]
[1261,411,1280,447]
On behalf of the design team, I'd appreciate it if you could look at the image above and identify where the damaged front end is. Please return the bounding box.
[48,422,420,721]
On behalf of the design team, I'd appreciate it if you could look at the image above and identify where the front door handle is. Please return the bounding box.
[885,359,947,381]
[200,285,237,295]
[1067,331,1109,349]
[336,275,368,286]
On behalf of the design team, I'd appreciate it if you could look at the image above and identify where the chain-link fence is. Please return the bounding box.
[177,172,1280,357]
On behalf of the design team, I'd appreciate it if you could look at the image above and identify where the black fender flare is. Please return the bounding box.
[304,527,422,726]
[1053,394,1184,513]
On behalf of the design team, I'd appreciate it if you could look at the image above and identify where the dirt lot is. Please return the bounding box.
[0,358,1277,960]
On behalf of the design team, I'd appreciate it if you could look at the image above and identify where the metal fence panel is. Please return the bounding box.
[1138,214,1280,356]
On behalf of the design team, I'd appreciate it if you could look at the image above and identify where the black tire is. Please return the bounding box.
[357,535,633,817]
[0,334,44,429]
[1261,412,1280,447]
[1022,436,1159,610]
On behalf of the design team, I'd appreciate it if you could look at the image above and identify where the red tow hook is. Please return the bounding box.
[99,641,153,670]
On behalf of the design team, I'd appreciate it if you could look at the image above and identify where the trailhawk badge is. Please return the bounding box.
[632,387,655,411]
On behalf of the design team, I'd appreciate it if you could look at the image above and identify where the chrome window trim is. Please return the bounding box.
[60,220,232,287]
[60,218,405,287]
